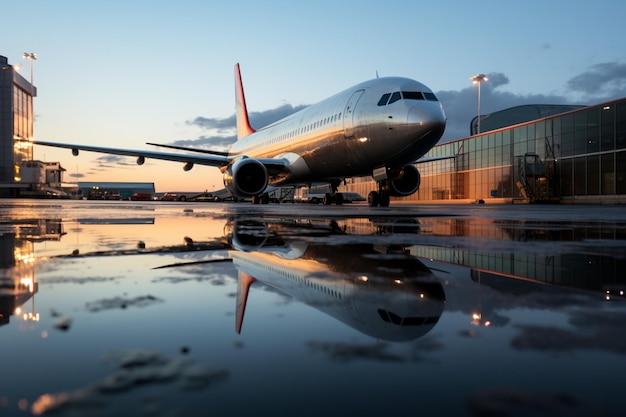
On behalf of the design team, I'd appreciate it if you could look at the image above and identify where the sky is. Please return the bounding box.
[3,0,626,192]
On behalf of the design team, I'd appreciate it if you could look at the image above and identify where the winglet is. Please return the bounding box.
[235,271,256,334]
[235,63,256,140]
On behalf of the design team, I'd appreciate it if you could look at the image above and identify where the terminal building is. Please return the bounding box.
[344,97,626,204]
[0,55,36,197]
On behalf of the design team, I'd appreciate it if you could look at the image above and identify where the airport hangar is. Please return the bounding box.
[1,52,625,203]
[343,98,626,204]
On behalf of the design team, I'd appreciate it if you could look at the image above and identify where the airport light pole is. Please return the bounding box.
[23,52,37,158]
[470,74,488,134]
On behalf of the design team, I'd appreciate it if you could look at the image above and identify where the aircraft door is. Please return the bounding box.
[343,89,364,138]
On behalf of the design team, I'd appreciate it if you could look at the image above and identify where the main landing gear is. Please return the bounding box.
[367,188,390,207]
[323,179,344,206]
[251,193,269,204]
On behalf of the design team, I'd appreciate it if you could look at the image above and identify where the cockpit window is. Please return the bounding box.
[402,91,424,100]
[423,92,438,101]
[388,91,402,104]
[378,309,440,326]
[377,93,391,106]
[378,90,438,106]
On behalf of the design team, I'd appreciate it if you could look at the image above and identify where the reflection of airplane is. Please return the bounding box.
[228,220,445,341]
[30,64,446,207]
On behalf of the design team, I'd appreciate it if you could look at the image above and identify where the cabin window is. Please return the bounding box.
[377,93,391,106]
[388,91,402,104]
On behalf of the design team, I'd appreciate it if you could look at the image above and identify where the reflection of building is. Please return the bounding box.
[1,233,37,326]
[409,218,626,298]
[344,98,626,204]
[0,219,64,326]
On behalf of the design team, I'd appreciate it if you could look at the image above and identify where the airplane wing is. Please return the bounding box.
[30,139,231,167]
[30,139,291,177]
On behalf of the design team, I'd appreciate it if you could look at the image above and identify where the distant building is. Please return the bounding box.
[19,160,73,198]
[470,104,585,136]
[77,182,155,200]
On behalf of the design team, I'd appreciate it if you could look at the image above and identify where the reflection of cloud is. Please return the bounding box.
[41,276,121,284]
[307,335,445,363]
[511,310,626,355]
[85,295,163,312]
[409,335,444,362]
[467,387,609,417]
[30,349,229,415]
[307,340,406,363]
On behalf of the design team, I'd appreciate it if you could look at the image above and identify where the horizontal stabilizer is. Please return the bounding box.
[146,142,230,157]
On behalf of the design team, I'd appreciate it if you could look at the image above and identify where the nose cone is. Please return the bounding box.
[407,103,447,140]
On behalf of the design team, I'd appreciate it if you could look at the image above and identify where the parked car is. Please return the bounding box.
[160,193,180,201]
[193,193,221,202]
[130,193,153,201]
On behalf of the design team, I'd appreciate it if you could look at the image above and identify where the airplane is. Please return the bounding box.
[30,64,447,207]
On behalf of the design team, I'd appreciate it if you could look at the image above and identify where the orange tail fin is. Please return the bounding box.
[235,63,256,140]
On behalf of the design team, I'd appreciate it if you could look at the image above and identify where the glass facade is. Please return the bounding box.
[345,97,626,203]
[13,85,34,181]
[0,56,34,186]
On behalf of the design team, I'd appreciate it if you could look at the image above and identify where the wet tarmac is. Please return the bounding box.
[1,199,625,416]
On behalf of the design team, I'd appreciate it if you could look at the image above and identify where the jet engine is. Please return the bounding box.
[227,220,269,252]
[385,164,421,196]
[223,158,269,198]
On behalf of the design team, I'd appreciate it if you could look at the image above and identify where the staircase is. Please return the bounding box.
[516,153,559,203]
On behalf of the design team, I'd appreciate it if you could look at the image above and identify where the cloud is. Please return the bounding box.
[68,172,86,178]
[187,103,308,132]
[566,61,626,98]
[93,154,134,169]
[176,104,307,151]
[176,61,626,149]
[436,71,580,142]
[170,134,237,151]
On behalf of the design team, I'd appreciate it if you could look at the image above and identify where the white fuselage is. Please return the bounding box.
[228,77,446,186]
